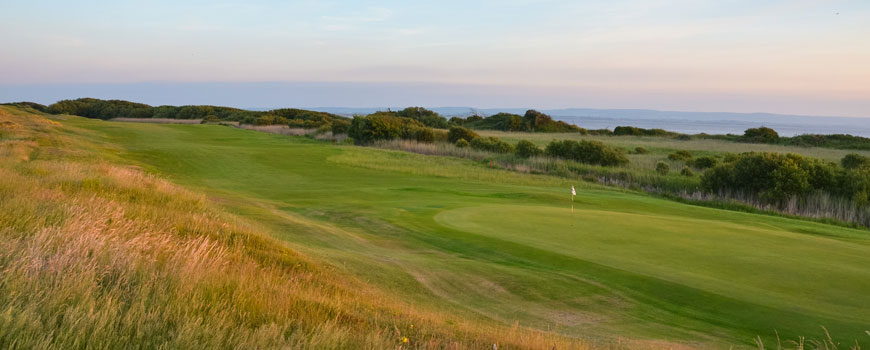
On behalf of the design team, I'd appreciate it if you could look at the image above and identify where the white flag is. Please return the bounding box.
[571,185,576,196]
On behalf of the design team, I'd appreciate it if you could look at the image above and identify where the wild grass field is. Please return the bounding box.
[2,105,869,349]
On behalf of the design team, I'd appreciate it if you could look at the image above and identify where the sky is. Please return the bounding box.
[1,0,868,116]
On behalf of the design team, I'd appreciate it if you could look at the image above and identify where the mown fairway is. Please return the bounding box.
[70,117,870,348]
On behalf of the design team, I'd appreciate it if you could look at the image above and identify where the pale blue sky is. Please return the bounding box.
[1,0,868,116]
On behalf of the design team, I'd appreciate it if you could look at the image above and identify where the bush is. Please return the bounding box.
[613,126,680,137]
[455,139,470,148]
[432,129,449,142]
[448,127,480,143]
[515,140,542,158]
[317,123,332,134]
[253,115,277,125]
[742,127,779,143]
[413,127,435,142]
[348,114,426,144]
[470,137,514,153]
[842,153,870,169]
[524,110,584,133]
[784,134,870,150]
[667,150,693,161]
[331,119,351,134]
[837,167,870,205]
[396,107,448,128]
[545,140,628,166]
[701,152,838,202]
[633,147,649,154]
[656,162,670,175]
[692,156,718,169]
[680,166,694,177]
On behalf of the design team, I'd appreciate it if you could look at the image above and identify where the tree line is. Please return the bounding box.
[39,98,348,130]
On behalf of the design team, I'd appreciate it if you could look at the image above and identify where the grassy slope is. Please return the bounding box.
[0,106,594,349]
[55,114,870,348]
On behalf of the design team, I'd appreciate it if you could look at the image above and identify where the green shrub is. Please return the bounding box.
[783,134,870,150]
[433,129,449,142]
[460,110,584,133]
[413,127,435,142]
[613,126,680,137]
[525,110,585,133]
[455,139,470,148]
[680,166,694,177]
[396,107,448,128]
[470,137,514,153]
[633,147,649,154]
[667,150,693,161]
[701,152,838,202]
[836,167,870,205]
[317,123,332,134]
[448,127,480,143]
[841,153,870,169]
[331,119,351,134]
[656,162,670,175]
[692,156,718,169]
[741,127,779,143]
[348,114,426,144]
[515,140,542,158]
[545,140,628,166]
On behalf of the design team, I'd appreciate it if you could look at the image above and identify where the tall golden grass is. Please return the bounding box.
[0,108,612,349]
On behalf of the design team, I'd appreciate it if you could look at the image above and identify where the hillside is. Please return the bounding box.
[2,105,869,349]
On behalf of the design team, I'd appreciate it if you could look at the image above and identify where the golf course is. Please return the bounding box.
[30,112,866,348]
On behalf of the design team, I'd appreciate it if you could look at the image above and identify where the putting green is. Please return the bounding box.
[435,205,870,320]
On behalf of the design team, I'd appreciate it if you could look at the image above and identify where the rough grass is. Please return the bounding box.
[110,117,205,124]
[239,124,319,136]
[0,106,604,349]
